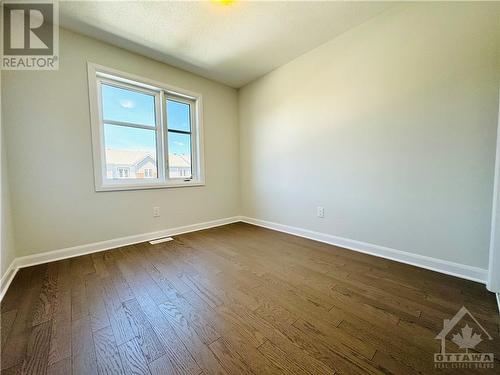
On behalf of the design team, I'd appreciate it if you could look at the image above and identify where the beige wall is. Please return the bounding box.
[2,29,240,257]
[1,74,16,280]
[239,3,500,268]
[2,3,499,275]
[1,137,16,279]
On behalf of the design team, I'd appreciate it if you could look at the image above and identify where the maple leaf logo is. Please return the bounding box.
[451,324,482,352]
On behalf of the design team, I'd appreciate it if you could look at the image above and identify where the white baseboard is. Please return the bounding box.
[1,214,490,302]
[0,216,241,301]
[0,260,19,301]
[240,216,488,284]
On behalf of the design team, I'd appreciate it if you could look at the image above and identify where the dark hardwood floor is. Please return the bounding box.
[1,222,499,374]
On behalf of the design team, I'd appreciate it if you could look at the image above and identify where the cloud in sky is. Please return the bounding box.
[120,99,135,109]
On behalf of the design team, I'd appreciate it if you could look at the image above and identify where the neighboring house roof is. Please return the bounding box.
[169,154,191,168]
[105,149,154,166]
[105,149,190,168]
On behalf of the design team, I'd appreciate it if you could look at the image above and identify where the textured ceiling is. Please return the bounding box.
[60,1,393,88]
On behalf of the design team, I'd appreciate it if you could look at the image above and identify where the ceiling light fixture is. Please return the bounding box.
[211,0,235,5]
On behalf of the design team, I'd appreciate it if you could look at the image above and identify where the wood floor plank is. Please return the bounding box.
[279,321,384,375]
[48,260,72,367]
[222,295,334,375]
[20,320,51,375]
[92,252,110,278]
[2,222,498,375]
[47,357,71,375]
[102,276,136,346]
[142,248,196,296]
[130,296,201,375]
[118,338,150,375]
[250,283,343,329]
[104,256,135,303]
[0,363,22,375]
[1,286,42,370]
[122,299,165,364]
[72,317,98,375]
[181,300,285,375]
[1,268,35,313]
[183,290,268,357]
[115,252,201,375]
[48,318,71,369]
[71,257,91,322]
[258,339,320,375]
[85,274,111,333]
[157,301,227,375]
[253,299,298,328]
[327,288,401,327]
[208,338,254,375]
[32,263,58,327]
[93,325,126,375]
[148,354,178,375]
[1,309,17,347]
[140,251,221,344]
[293,317,376,360]
[372,350,423,375]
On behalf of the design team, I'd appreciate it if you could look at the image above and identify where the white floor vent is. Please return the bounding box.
[149,237,174,245]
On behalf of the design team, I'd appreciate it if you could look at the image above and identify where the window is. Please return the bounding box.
[117,167,130,178]
[88,63,204,191]
[167,99,192,179]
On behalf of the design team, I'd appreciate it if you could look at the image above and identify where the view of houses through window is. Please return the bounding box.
[100,82,192,181]
[105,148,191,179]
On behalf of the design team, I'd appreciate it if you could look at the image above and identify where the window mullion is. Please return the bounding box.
[157,90,166,183]
[189,101,196,180]
[167,129,192,135]
[102,119,156,131]
[161,90,170,182]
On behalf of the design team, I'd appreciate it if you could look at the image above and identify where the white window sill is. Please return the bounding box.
[95,180,205,192]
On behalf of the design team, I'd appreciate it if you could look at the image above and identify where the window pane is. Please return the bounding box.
[101,84,156,126]
[167,99,191,132]
[104,124,158,180]
[168,132,192,179]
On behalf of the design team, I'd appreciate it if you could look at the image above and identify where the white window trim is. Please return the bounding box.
[87,62,205,192]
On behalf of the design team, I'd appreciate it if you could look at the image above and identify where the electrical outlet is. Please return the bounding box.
[317,206,325,218]
[153,206,160,217]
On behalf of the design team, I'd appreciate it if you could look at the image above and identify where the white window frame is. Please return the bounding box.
[87,62,205,191]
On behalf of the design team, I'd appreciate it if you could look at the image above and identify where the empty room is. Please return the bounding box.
[1,1,500,374]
